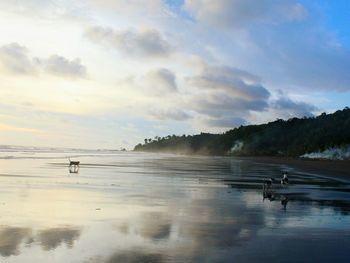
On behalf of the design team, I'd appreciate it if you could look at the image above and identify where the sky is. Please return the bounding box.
[0,0,349,149]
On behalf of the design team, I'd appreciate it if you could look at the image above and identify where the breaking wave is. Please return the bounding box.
[0,145,121,160]
[301,145,350,160]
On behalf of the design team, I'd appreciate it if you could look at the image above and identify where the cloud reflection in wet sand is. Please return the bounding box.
[109,193,267,262]
[84,249,164,263]
[139,212,172,241]
[37,227,81,251]
[106,250,164,263]
[0,225,81,257]
[0,227,32,257]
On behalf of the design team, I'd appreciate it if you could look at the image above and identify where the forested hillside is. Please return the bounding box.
[134,108,350,157]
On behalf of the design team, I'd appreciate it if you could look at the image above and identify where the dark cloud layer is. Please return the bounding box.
[203,116,247,128]
[148,108,191,121]
[184,65,318,129]
[187,65,270,128]
[272,96,318,118]
[188,65,270,100]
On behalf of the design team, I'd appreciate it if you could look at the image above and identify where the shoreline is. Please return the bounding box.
[237,156,350,180]
[134,151,350,180]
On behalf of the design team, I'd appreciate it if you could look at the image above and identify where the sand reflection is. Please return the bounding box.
[139,212,172,241]
[37,227,81,251]
[0,227,32,257]
[0,225,81,257]
[106,250,164,263]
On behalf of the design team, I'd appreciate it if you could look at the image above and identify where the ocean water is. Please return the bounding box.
[0,146,350,263]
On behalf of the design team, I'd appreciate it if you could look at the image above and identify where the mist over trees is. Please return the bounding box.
[134,107,350,157]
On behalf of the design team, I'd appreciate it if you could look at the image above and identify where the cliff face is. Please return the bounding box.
[134,108,350,157]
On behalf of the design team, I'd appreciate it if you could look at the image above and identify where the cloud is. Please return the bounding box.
[184,64,319,130]
[186,65,270,129]
[202,116,247,128]
[0,43,36,74]
[184,0,307,28]
[188,65,270,100]
[191,93,269,116]
[0,43,87,79]
[116,65,270,126]
[144,68,177,94]
[85,26,172,57]
[38,55,87,79]
[148,108,191,121]
[181,1,350,92]
[87,0,164,14]
[272,95,318,118]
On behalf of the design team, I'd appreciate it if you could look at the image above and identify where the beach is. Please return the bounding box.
[0,147,350,262]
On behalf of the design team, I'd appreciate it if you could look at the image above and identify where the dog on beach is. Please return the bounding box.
[281,172,289,185]
[263,178,274,191]
[263,189,275,201]
[68,158,80,167]
[281,195,289,209]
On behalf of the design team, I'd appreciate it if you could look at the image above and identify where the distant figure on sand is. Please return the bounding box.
[281,195,289,209]
[281,172,289,185]
[263,178,274,191]
[263,190,275,202]
[68,158,80,173]
[69,158,80,167]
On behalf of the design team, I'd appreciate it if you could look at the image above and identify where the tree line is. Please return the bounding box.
[134,107,350,157]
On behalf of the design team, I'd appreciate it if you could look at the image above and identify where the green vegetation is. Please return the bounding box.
[134,108,350,157]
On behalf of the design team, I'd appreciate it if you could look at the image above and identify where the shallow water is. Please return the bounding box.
[0,149,350,262]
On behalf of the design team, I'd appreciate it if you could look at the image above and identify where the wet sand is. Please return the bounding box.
[238,157,350,180]
[0,150,350,262]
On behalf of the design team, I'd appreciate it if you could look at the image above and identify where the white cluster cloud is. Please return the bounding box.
[38,55,87,78]
[85,26,172,57]
[0,43,87,79]
[0,43,36,74]
[144,68,178,95]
